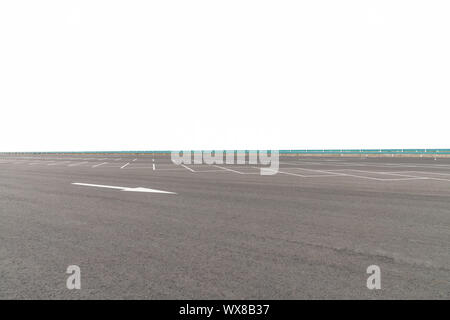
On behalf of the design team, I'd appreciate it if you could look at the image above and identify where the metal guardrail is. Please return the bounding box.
[279,149,450,154]
[1,149,450,155]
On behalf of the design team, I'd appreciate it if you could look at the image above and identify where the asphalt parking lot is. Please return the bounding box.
[0,154,449,299]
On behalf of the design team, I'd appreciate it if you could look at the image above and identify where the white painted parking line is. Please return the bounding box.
[213,165,244,174]
[69,161,89,167]
[284,160,450,171]
[356,162,450,170]
[326,171,427,181]
[289,167,345,176]
[72,183,177,194]
[268,169,306,177]
[133,159,137,162]
[379,171,450,182]
[426,177,450,182]
[121,163,130,169]
[281,166,428,181]
[389,170,450,176]
[282,171,340,178]
[153,163,155,171]
[258,167,344,178]
[333,169,450,182]
[93,162,108,168]
[124,167,185,171]
[181,164,195,172]
[333,169,422,178]
[48,161,70,166]
[192,169,230,173]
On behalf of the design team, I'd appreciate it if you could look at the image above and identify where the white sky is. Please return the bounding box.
[1,1,449,152]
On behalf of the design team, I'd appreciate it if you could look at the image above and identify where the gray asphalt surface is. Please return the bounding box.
[0,154,449,299]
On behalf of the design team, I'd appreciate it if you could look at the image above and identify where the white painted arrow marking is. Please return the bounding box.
[72,183,176,194]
